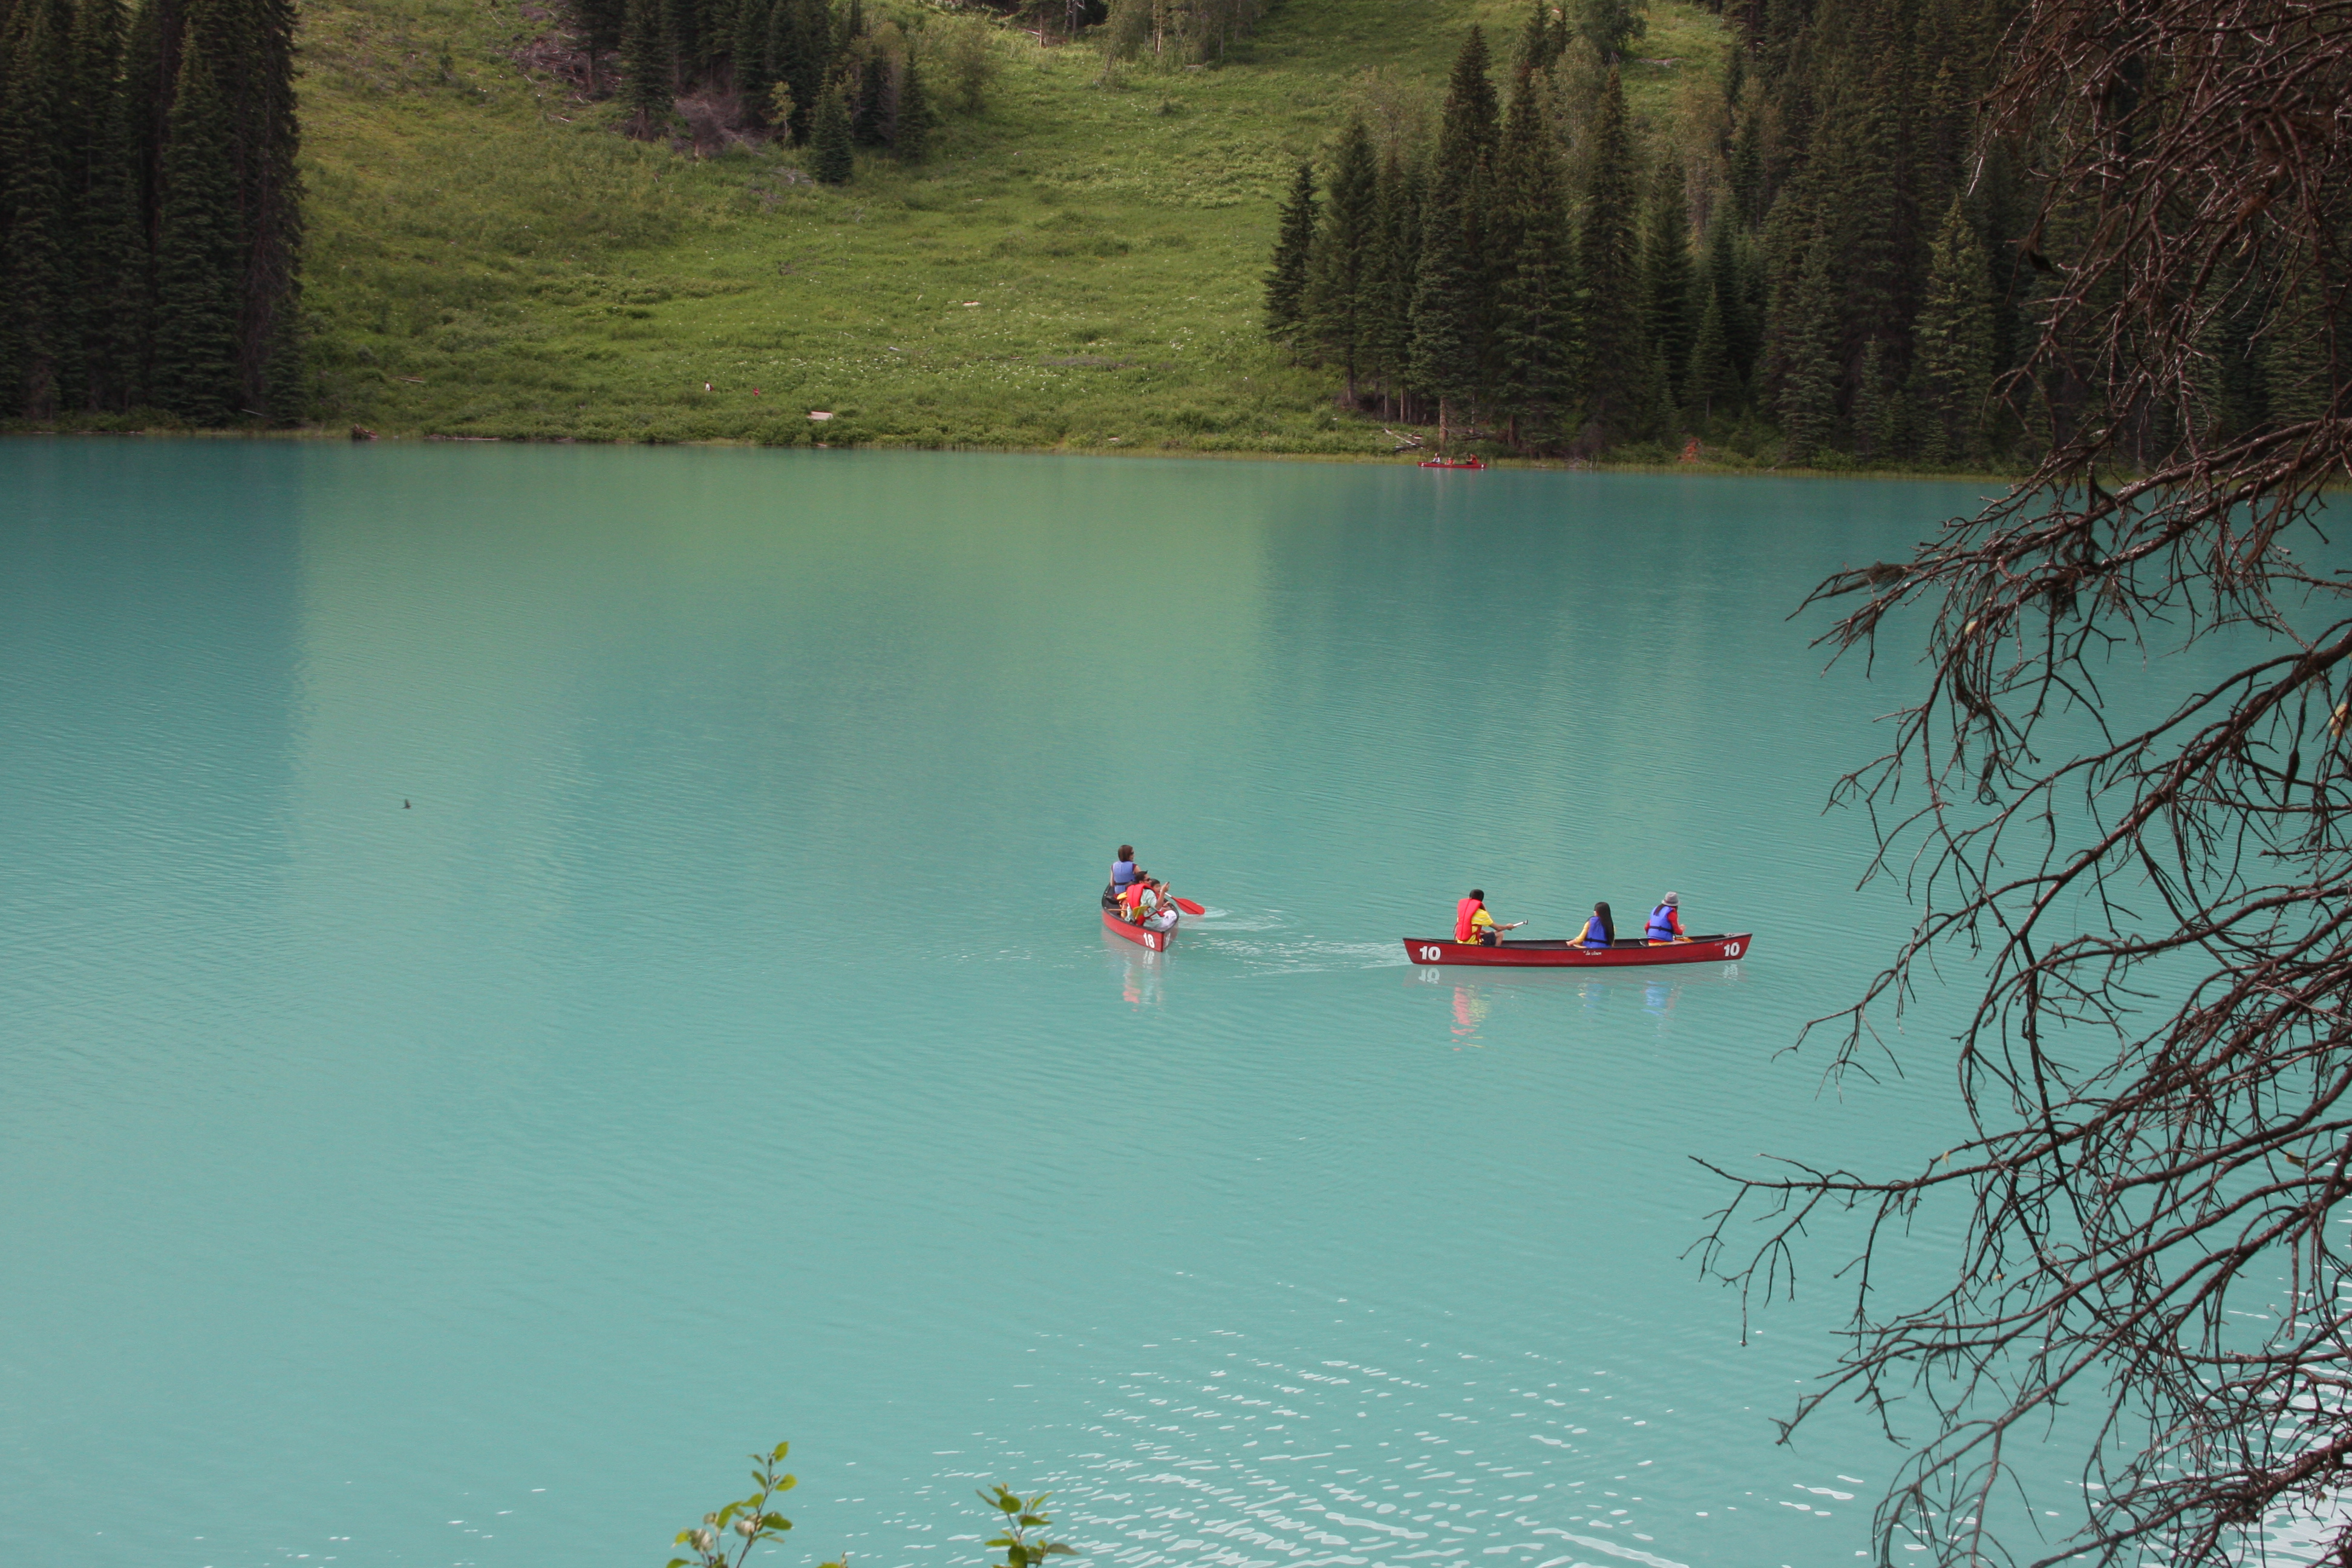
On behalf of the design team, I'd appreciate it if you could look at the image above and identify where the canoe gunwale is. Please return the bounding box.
[1400,933,1754,967]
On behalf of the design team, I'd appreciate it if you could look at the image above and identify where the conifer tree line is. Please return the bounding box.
[575,0,985,174]
[1267,0,2345,464]
[0,0,301,422]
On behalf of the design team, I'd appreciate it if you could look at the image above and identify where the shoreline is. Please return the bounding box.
[0,424,2028,486]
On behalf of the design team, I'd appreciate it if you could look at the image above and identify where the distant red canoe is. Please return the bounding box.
[1417,456,1486,469]
[1401,933,1754,967]
[1105,907,1178,952]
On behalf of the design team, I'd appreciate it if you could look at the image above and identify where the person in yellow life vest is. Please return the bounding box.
[1454,889,1524,946]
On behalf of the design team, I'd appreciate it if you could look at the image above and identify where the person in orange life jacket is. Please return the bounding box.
[1138,880,1178,933]
[1454,889,1524,946]
[1644,893,1685,944]
[1122,877,1169,925]
[1104,844,1143,910]
[1576,901,1616,947]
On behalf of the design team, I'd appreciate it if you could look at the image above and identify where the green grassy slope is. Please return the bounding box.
[301,0,1728,449]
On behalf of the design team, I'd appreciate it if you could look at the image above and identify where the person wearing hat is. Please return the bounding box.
[1644,893,1686,944]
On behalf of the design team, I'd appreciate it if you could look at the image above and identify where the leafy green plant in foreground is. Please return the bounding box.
[669,1441,810,1568]
[666,1445,1076,1568]
[980,1486,1074,1568]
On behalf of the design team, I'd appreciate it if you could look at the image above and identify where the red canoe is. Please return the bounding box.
[1402,933,1754,967]
[1417,456,1486,469]
[1105,907,1179,952]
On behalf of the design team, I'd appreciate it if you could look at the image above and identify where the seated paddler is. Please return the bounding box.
[1105,844,1142,910]
[1644,893,1685,944]
[1577,901,1616,948]
[1454,889,1524,946]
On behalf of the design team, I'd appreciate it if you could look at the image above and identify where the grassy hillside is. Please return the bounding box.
[298,0,1728,451]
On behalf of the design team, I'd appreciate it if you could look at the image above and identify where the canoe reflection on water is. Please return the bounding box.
[1417,962,1747,1046]
[1113,949,1164,1008]
[1102,927,1167,1007]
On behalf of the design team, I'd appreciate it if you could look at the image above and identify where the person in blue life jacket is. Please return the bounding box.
[1644,892,1686,944]
[1103,844,1145,910]
[1577,901,1616,948]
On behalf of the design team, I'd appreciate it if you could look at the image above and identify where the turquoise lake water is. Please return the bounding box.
[5,442,2031,1568]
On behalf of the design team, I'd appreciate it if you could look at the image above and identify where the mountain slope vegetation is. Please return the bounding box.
[292,0,1727,449]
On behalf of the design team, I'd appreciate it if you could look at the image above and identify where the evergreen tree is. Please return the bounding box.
[1705,214,1759,386]
[656,0,696,86]
[572,0,630,94]
[1263,159,1316,346]
[1639,153,1693,405]
[67,0,143,410]
[808,78,852,181]
[1726,98,1763,227]
[1829,50,1913,370]
[1437,24,1500,168]
[149,24,240,421]
[2258,272,2337,426]
[1408,173,1481,439]
[734,0,774,116]
[1911,196,1994,462]
[1777,231,1839,464]
[1576,65,1645,437]
[1852,336,1895,460]
[1514,0,1564,74]
[892,54,931,162]
[1685,282,1738,422]
[1410,29,1500,437]
[232,0,305,420]
[1303,117,1377,396]
[1361,151,1422,416]
[1492,62,1576,442]
[1647,342,1678,439]
[621,0,675,134]
[0,0,76,416]
[772,0,831,142]
[851,46,887,145]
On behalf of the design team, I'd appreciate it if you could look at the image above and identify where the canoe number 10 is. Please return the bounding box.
[1419,946,1445,961]
[1723,942,1742,957]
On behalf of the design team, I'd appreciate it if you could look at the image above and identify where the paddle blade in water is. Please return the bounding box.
[1173,897,1206,916]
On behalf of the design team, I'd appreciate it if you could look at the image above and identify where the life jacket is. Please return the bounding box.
[1455,897,1483,944]
[1581,915,1612,947]
[1120,883,1152,920]
[1111,860,1138,887]
[1645,904,1681,940]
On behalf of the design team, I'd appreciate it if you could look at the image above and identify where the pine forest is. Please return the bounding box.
[1,0,302,422]
[1266,0,2346,465]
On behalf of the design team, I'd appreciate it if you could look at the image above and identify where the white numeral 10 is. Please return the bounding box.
[1420,946,1444,961]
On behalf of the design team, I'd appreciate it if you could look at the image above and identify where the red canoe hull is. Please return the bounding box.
[1105,908,1178,951]
[1401,933,1754,967]
[1418,457,1486,469]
